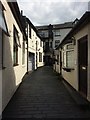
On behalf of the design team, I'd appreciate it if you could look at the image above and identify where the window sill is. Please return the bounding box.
[63,67,74,72]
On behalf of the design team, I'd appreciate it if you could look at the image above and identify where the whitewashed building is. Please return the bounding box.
[0,0,44,117]
[54,11,90,102]
[22,17,44,72]
[0,0,28,116]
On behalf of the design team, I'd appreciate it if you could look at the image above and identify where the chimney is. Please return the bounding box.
[21,10,23,16]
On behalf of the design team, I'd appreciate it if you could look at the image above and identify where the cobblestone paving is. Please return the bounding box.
[2,66,90,119]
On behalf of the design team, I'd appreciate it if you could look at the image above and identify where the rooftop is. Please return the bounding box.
[36,22,73,30]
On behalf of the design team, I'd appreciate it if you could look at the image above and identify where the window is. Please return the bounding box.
[39,31,48,38]
[13,26,20,66]
[39,52,42,62]
[0,2,8,33]
[0,29,2,69]
[63,43,74,68]
[66,50,74,68]
[0,3,8,69]
[45,42,49,50]
[49,42,52,48]
[29,25,31,38]
[57,55,59,65]
[55,40,60,48]
[22,37,25,65]
[40,40,42,47]
[54,30,60,36]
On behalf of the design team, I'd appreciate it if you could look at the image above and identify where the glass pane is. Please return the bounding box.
[0,9,7,32]
[66,50,74,68]
[55,40,60,47]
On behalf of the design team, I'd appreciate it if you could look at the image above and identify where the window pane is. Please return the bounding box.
[13,26,19,65]
[39,52,42,62]
[0,9,7,32]
[54,30,60,36]
[0,29,2,69]
[66,50,74,68]
[55,40,60,48]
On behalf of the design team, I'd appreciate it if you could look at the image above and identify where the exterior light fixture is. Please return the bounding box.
[71,36,76,45]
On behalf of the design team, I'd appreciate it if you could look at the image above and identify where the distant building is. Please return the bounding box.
[21,16,44,72]
[36,22,73,66]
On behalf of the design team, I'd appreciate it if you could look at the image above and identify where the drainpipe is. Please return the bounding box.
[27,24,29,74]
[60,48,62,76]
[36,41,38,69]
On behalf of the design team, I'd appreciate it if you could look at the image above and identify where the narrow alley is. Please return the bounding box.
[2,67,90,119]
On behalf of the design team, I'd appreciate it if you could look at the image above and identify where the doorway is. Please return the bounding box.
[78,35,88,97]
[28,53,35,71]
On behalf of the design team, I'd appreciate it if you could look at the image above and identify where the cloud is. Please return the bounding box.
[17,0,89,26]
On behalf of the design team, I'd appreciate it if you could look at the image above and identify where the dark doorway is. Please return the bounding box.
[44,56,52,66]
[28,53,35,71]
[78,35,88,97]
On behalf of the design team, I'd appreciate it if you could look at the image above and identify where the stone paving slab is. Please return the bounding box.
[2,66,90,119]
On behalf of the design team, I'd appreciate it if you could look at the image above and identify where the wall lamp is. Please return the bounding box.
[71,36,76,45]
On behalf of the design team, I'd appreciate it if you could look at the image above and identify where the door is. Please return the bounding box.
[28,53,35,71]
[78,35,88,97]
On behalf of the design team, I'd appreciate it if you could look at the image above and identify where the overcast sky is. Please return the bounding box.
[17,0,90,26]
